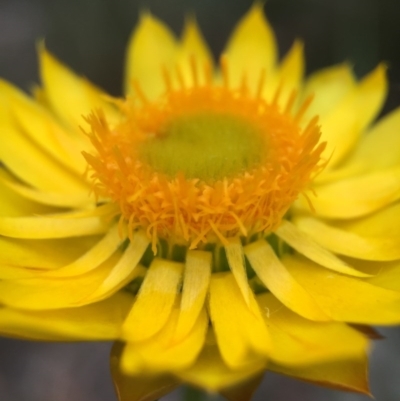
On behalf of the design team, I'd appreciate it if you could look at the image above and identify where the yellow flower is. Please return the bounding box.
[0,4,400,400]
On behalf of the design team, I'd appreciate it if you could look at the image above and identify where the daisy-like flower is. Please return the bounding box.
[1,4,400,400]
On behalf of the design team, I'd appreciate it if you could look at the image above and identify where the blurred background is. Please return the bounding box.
[1,0,400,400]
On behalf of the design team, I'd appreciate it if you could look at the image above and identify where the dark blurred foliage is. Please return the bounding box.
[1,1,400,400]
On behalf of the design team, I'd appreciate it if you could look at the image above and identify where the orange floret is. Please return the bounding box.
[84,60,325,251]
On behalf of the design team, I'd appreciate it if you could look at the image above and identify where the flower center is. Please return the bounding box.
[137,112,266,181]
[84,60,325,251]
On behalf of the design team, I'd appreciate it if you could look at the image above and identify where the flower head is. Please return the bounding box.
[84,57,324,251]
[1,4,400,401]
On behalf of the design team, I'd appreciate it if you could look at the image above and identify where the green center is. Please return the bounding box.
[137,112,266,181]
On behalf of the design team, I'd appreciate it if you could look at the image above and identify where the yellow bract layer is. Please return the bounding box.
[85,69,325,250]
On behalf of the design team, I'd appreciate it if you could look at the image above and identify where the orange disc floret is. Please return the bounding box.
[84,63,325,251]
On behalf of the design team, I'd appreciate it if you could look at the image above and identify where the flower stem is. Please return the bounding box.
[183,386,220,401]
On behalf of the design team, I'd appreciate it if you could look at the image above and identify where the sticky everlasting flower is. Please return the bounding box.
[1,4,400,400]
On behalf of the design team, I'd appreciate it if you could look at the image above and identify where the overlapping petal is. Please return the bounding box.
[0,292,132,341]
[224,3,276,92]
[124,13,178,99]
[283,255,400,324]
[39,46,120,130]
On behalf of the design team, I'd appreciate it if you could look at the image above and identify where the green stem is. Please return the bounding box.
[183,386,219,401]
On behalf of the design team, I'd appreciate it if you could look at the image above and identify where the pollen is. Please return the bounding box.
[84,58,325,251]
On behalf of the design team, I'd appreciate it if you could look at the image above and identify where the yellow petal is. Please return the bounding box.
[124,12,177,98]
[225,238,251,306]
[1,261,137,282]
[270,355,370,395]
[208,272,270,369]
[318,94,359,167]
[0,79,86,174]
[337,258,393,278]
[0,235,99,270]
[318,64,387,167]
[294,216,400,261]
[0,291,132,341]
[276,220,371,276]
[122,258,183,342]
[296,167,400,219]
[175,250,211,341]
[0,89,88,193]
[353,64,388,131]
[174,332,266,391]
[0,265,48,280]
[345,106,400,172]
[0,172,58,217]
[366,260,400,291]
[0,252,124,309]
[121,306,207,374]
[0,214,110,239]
[244,240,328,321]
[302,63,356,120]
[85,232,150,302]
[56,202,117,218]
[257,293,369,366]
[314,162,367,185]
[224,3,277,91]
[0,171,91,209]
[39,46,119,130]
[41,224,126,277]
[283,254,400,324]
[176,17,214,86]
[0,126,86,194]
[273,40,304,106]
[338,202,400,237]
[111,342,180,401]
